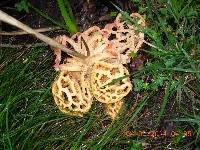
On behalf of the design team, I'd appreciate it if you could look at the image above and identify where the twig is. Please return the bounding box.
[0,27,61,35]
[0,20,2,44]
[143,40,162,51]
[0,43,47,48]
[0,10,87,60]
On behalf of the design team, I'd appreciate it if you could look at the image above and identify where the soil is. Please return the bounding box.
[0,0,138,43]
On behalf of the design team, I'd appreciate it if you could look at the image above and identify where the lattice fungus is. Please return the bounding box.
[102,13,145,64]
[104,100,124,119]
[51,13,145,118]
[91,61,132,104]
[52,71,93,116]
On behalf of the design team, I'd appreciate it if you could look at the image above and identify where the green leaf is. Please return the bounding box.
[101,75,129,89]
[15,0,29,13]
[129,141,143,150]
[130,0,140,3]
[110,11,118,17]
[145,28,163,48]
[150,76,166,90]
[164,59,175,67]
[156,78,173,124]
[129,51,137,58]
[159,8,168,15]
[173,128,185,144]
[57,0,78,33]
[133,79,149,91]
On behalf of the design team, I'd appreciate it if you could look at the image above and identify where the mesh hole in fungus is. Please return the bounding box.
[72,96,80,103]
[134,40,139,46]
[62,91,68,100]
[117,89,123,94]
[108,33,116,40]
[96,73,99,78]
[110,68,120,75]
[112,96,117,100]
[64,99,70,105]
[53,84,59,93]
[85,89,89,96]
[110,89,115,93]
[115,81,124,86]
[100,75,109,83]
[120,81,124,85]
[119,39,127,43]
[122,32,128,35]
[123,24,129,29]
[111,103,115,107]
[80,105,86,109]
[55,98,60,104]
[66,42,73,50]
[68,87,73,93]
[96,64,110,71]
[73,35,78,43]
[99,95,106,101]
[84,73,89,79]
[60,104,65,108]
[94,80,98,86]
[122,48,129,55]
[124,72,128,75]
[83,99,88,104]
[124,86,129,92]
[112,26,117,31]
[100,91,104,95]
[63,73,68,77]
[61,79,69,88]
[71,103,77,109]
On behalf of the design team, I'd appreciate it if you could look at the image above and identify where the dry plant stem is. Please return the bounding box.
[143,40,162,51]
[0,43,47,48]
[0,10,87,60]
[0,27,61,35]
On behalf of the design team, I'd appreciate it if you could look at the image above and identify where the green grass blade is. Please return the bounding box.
[57,0,78,33]
[6,109,12,150]
[101,75,130,89]
[156,78,173,124]
[71,115,96,150]
[91,96,147,149]
[28,2,67,30]
[65,0,76,24]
